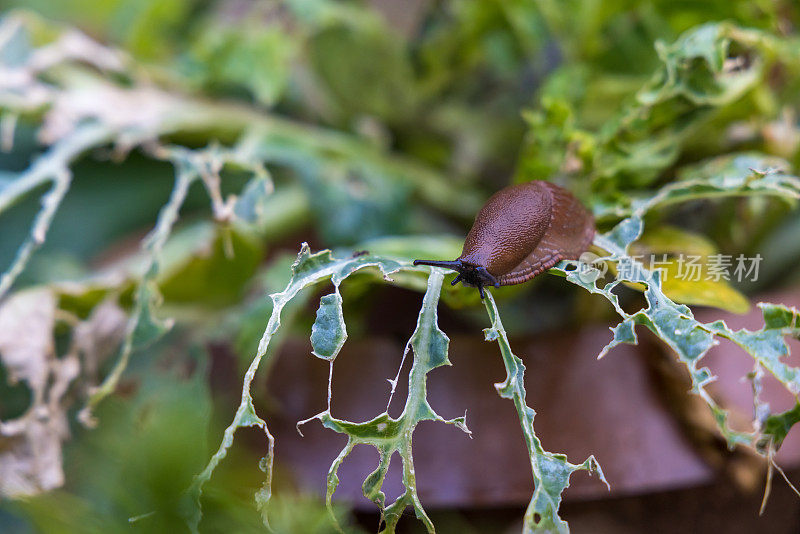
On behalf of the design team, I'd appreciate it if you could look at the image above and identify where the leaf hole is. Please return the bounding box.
[725,42,755,74]
[612,283,648,316]
[0,367,32,420]
[533,512,541,524]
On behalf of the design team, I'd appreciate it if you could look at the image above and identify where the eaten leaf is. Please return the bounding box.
[627,226,750,314]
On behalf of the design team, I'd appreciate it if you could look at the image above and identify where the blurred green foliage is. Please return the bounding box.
[2,0,800,533]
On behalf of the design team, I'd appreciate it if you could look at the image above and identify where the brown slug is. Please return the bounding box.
[414,180,595,298]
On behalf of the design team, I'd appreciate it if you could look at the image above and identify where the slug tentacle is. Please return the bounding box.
[414,181,594,298]
[412,260,464,270]
[413,260,499,298]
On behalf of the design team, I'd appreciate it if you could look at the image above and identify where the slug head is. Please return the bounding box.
[412,259,499,299]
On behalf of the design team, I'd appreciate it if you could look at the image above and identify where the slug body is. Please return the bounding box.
[414,181,594,298]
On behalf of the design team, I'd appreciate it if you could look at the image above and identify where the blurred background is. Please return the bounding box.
[1,0,800,532]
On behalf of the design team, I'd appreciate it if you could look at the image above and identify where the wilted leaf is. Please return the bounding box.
[73,298,127,381]
[0,288,78,497]
[0,288,54,393]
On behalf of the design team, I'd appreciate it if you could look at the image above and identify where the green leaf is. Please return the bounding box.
[190,244,407,531]
[298,162,413,246]
[129,282,172,349]
[114,0,194,60]
[711,303,800,396]
[299,267,469,533]
[483,292,607,533]
[185,21,295,106]
[158,225,264,307]
[310,290,347,361]
[554,165,800,451]
[595,23,768,188]
[233,176,274,226]
[758,403,800,453]
[82,164,196,419]
[308,24,416,121]
[593,152,800,221]
[519,22,796,193]
[641,153,800,211]
[0,15,32,67]
[7,11,800,533]
[354,234,464,263]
